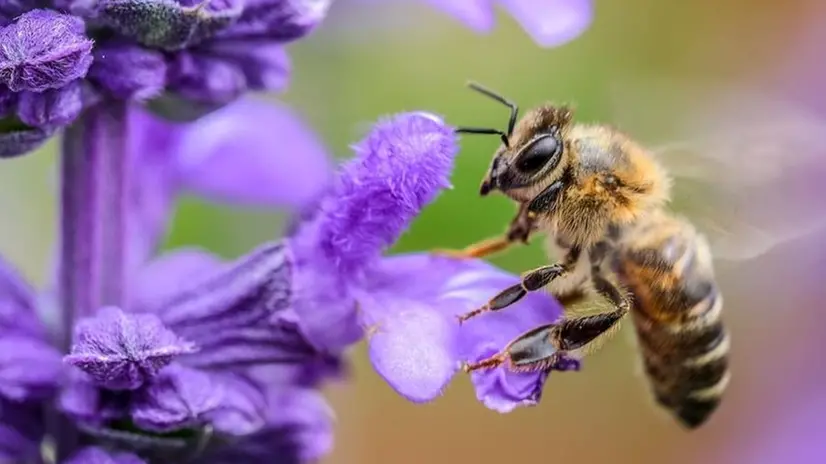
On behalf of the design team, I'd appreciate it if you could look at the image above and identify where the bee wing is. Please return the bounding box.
[609,76,826,261]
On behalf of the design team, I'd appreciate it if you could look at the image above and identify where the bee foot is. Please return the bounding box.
[456,306,490,325]
[462,355,506,373]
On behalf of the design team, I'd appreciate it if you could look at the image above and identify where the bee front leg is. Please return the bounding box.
[457,247,581,324]
[433,203,537,259]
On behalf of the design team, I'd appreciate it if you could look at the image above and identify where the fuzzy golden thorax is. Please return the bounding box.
[481,104,672,247]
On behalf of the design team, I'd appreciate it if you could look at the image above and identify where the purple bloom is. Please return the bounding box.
[131,364,223,432]
[90,43,167,100]
[128,97,332,266]
[425,0,592,47]
[196,387,334,463]
[359,254,574,410]
[0,10,93,92]
[286,112,575,411]
[0,98,339,461]
[0,0,331,158]
[65,307,198,390]
[16,80,85,129]
[0,80,574,463]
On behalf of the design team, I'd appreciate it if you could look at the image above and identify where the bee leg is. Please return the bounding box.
[462,313,621,374]
[457,247,581,324]
[433,203,537,259]
[555,273,632,357]
[462,324,566,373]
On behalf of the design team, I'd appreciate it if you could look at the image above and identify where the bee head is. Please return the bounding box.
[456,82,573,200]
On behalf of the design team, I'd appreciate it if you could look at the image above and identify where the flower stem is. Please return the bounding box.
[56,101,129,459]
[59,100,129,348]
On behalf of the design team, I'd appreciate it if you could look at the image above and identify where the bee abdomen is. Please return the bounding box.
[636,288,730,429]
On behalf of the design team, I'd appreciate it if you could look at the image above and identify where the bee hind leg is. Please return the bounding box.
[462,324,574,374]
[462,319,610,374]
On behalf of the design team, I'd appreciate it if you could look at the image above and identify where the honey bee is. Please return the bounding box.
[441,81,826,429]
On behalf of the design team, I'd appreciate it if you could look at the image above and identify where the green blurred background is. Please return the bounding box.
[3,0,826,463]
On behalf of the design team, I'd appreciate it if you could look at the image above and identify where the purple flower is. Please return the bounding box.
[0,86,574,463]
[0,0,331,158]
[425,0,592,47]
[0,10,93,92]
[286,111,575,411]
[0,98,338,461]
[65,306,198,390]
[196,387,334,463]
[127,97,333,267]
[359,254,574,410]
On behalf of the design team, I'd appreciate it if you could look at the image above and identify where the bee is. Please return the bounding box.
[441,80,826,429]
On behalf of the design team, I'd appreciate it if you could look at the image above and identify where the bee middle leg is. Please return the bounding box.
[457,247,581,323]
[464,250,632,373]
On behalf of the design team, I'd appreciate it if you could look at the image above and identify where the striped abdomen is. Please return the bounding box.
[614,214,730,429]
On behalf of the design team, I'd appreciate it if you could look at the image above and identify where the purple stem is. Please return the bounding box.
[55,101,129,458]
[59,100,129,347]
[99,104,130,308]
[59,116,101,351]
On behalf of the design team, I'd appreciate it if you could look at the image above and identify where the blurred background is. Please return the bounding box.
[3,0,826,462]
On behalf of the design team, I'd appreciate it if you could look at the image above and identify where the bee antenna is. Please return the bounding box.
[455,127,510,148]
[466,81,519,137]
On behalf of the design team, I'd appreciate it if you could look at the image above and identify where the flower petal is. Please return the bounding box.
[65,306,197,390]
[65,446,147,464]
[207,373,267,436]
[220,0,331,41]
[197,388,334,463]
[0,335,62,401]
[172,97,332,208]
[130,247,224,311]
[363,295,458,402]
[0,122,51,158]
[16,79,84,130]
[499,0,592,47]
[138,242,316,370]
[59,372,130,425]
[361,254,570,411]
[289,112,458,351]
[0,399,44,463]
[166,51,248,104]
[301,111,457,277]
[182,310,319,370]
[146,241,290,332]
[0,9,93,92]
[0,254,44,337]
[89,42,167,101]
[131,364,223,432]
[210,41,293,91]
[423,0,495,33]
[126,106,180,267]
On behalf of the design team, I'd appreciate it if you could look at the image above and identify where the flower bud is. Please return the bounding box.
[97,0,243,51]
[0,10,93,92]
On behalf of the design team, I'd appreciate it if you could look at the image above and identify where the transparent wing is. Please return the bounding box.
[609,76,826,261]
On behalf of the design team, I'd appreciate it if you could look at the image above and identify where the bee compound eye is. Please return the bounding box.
[515,135,562,174]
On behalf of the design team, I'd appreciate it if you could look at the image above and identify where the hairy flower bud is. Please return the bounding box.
[0,10,93,92]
